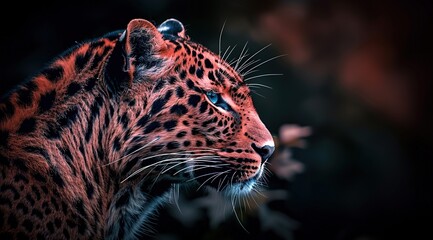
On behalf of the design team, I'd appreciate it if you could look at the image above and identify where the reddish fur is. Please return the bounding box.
[0,19,273,239]
[0,38,118,238]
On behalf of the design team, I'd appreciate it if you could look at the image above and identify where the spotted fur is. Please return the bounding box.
[0,18,274,239]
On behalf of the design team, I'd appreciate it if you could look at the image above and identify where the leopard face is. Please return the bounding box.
[112,19,274,195]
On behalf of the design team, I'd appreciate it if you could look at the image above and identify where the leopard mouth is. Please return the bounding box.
[190,158,264,195]
[137,151,264,194]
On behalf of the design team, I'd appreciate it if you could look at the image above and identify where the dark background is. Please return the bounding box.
[1,0,432,239]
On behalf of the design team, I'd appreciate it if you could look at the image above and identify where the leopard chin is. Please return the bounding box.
[191,160,266,196]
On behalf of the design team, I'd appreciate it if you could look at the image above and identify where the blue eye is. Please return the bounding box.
[206,91,230,111]
[206,91,218,104]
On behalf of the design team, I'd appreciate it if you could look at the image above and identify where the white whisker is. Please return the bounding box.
[187,169,229,183]
[121,157,196,183]
[228,57,238,66]
[196,169,230,191]
[241,196,246,217]
[221,45,231,61]
[224,45,237,64]
[231,194,249,233]
[218,20,226,57]
[172,161,225,175]
[229,171,236,189]
[238,59,261,74]
[210,169,229,184]
[246,83,273,89]
[138,150,217,162]
[252,188,267,198]
[244,193,252,210]
[238,43,272,73]
[174,184,182,214]
[243,54,287,76]
[250,90,266,98]
[103,137,160,166]
[244,73,283,82]
[149,161,172,190]
[161,157,225,174]
[218,174,228,192]
[250,191,260,207]
[234,41,249,70]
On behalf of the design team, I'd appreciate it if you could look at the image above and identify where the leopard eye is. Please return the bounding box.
[206,91,218,104]
[206,91,230,111]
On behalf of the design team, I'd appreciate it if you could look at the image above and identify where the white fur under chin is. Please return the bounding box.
[227,164,265,196]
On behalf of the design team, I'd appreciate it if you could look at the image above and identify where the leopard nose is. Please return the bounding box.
[251,143,275,163]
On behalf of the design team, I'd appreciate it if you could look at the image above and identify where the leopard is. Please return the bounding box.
[0,18,274,239]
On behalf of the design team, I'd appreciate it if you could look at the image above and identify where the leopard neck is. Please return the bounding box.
[0,35,120,193]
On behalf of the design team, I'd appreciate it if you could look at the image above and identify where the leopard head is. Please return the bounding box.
[107,19,274,195]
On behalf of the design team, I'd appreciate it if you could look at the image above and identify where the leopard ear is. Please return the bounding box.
[124,19,169,78]
[104,19,170,93]
[158,18,187,39]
